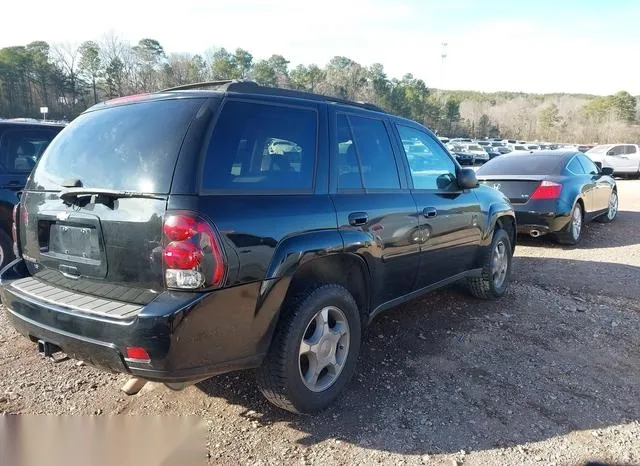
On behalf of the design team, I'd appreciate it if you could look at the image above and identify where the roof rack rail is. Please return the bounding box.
[158,79,254,92]
[160,79,385,113]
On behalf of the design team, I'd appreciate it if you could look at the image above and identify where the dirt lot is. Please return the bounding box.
[1,180,639,466]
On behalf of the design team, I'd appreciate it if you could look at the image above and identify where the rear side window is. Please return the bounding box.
[0,129,58,173]
[477,155,563,176]
[336,114,400,190]
[33,99,204,193]
[203,101,317,191]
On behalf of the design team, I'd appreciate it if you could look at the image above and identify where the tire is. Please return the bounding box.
[0,228,14,270]
[256,284,362,414]
[466,228,512,300]
[556,203,583,245]
[596,190,618,224]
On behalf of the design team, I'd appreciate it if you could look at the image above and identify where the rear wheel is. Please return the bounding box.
[596,190,618,223]
[467,228,512,300]
[256,284,362,414]
[556,203,583,245]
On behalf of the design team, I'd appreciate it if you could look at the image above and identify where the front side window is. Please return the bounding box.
[0,129,58,173]
[566,156,585,174]
[397,125,456,190]
[578,154,599,175]
[625,145,637,154]
[202,101,317,191]
[609,145,626,156]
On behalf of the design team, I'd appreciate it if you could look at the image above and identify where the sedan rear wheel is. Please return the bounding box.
[556,203,583,245]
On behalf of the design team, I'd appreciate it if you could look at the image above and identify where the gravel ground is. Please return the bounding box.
[1,180,639,466]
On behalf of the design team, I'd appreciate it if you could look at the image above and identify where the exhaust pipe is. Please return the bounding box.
[530,230,541,238]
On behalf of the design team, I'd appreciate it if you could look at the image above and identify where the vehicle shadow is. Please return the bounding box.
[517,210,640,249]
[196,260,640,456]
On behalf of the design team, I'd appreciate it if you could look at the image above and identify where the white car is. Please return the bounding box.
[586,144,640,176]
[461,144,490,162]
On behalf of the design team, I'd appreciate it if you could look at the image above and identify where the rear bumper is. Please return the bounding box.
[514,209,572,235]
[0,260,277,382]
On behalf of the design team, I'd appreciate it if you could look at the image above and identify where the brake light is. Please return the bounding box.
[162,212,226,290]
[12,204,19,257]
[530,181,563,200]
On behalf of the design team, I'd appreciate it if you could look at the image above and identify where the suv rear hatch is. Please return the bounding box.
[18,96,208,306]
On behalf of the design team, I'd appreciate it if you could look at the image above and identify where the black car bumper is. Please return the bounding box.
[0,260,277,382]
[514,209,572,235]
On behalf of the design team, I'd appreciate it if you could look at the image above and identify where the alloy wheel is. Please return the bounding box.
[572,206,582,240]
[298,306,350,393]
[607,192,618,220]
[492,240,509,288]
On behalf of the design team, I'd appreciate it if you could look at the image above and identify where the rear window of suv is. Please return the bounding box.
[32,98,204,193]
[202,100,317,192]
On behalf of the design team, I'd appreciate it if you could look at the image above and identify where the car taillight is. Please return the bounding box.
[12,204,19,257]
[162,212,226,290]
[530,181,562,200]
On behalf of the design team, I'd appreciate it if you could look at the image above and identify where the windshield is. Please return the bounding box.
[477,155,564,176]
[32,98,204,193]
[587,145,612,154]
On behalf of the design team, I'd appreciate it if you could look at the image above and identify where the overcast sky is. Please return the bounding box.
[3,0,639,95]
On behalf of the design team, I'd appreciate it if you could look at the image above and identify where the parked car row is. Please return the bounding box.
[0,81,620,416]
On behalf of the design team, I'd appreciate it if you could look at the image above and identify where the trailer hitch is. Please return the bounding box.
[37,339,68,363]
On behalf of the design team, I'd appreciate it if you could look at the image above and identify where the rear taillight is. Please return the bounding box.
[162,212,226,290]
[12,204,19,257]
[530,181,562,200]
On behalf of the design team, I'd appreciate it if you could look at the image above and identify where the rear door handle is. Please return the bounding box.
[423,207,438,218]
[348,212,368,226]
[3,181,23,191]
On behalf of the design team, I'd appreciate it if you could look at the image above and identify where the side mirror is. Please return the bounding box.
[601,166,614,176]
[457,167,478,189]
[594,161,603,170]
[606,150,615,156]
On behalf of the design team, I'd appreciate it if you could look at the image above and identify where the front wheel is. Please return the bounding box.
[596,190,618,223]
[466,228,513,300]
[256,284,362,414]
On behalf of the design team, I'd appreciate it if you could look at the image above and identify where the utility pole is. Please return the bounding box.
[440,42,448,89]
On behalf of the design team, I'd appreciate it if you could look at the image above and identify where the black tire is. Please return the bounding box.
[466,228,512,300]
[596,190,618,224]
[0,228,14,270]
[256,284,362,414]
[556,203,583,245]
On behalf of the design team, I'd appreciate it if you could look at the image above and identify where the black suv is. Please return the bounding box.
[0,120,64,269]
[0,82,515,413]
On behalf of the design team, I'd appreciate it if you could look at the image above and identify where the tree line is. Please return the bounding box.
[1,35,638,143]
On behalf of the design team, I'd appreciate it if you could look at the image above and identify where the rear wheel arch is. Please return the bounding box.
[282,253,371,331]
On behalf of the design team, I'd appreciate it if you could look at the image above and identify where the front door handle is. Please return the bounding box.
[422,207,438,218]
[348,212,368,226]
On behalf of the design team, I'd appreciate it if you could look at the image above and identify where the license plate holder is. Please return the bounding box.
[49,224,101,261]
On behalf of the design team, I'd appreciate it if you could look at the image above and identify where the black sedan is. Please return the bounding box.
[452,151,476,166]
[476,151,618,244]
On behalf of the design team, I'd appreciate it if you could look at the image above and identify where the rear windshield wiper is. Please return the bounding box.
[59,188,165,205]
